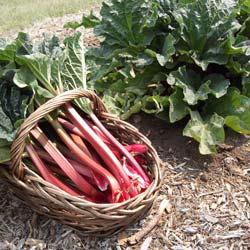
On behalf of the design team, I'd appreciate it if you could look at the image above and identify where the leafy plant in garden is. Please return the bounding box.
[75,0,250,154]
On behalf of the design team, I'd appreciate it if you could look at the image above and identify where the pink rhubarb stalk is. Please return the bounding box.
[89,113,151,186]
[65,103,138,198]
[47,117,124,202]
[26,143,84,197]
[30,126,104,201]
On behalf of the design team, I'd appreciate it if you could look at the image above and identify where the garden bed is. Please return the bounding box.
[0,9,249,250]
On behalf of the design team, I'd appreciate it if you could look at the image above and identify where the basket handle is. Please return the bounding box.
[10,89,107,179]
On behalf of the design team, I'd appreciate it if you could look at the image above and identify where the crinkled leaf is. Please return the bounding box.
[169,87,189,122]
[126,64,167,95]
[242,76,250,97]
[203,74,230,98]
[119,95,143,120]
[0,32,33,62]
[224,35,250,55]
[174,0,241,70]
[167,67,209,105]
[95,0,158,53]
[0,70,33,141]
[167,66,230,105]
[156,34,176,66]
[62,32,87,90]
[206,87,250,134]
[227,53,250,74]
[0,105,17,141]
[38,33,62,58]
[183,111,225,154]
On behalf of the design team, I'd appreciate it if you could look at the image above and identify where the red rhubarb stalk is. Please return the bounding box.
[89,113,151,185]
[30,126,104,200]
[53,143,108,191]
[69,132,92,157]
[47,117,124,202]
[26,143,83,197]
[65,103,138,197]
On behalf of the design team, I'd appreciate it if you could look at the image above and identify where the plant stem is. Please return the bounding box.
[46,115,124,202]
[30,126,103,200]
[65,103,138,197]
[90,113,151,184]
[26,143,83,197]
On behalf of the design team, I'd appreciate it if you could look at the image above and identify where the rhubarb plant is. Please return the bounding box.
[77,0,250,154]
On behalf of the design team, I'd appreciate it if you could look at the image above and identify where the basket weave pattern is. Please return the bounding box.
[0,89,162,236]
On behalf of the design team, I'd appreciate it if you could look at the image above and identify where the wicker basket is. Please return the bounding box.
[0,89,162,236]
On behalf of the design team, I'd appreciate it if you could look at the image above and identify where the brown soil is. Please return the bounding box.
[0,114,249,250]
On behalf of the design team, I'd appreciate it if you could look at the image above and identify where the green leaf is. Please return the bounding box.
[81,11,101,28]
[64,11,100,30]
[206,87,250,134]
[14,66,54,99]
[227,53,250,74]
[0,32,32,62]
[0,105,17,141]
[0,139,11,163]
[242,76,250,97]
[0,69,33,142]
[141,95,168,114]
[95,0,158,52]
[203,74,230,98]
[126,64,167,95]
[167,66,230,105]
[38,33,62,58]
[62,32,87,90]
[169,87,189,122]
[224,35,250,55]
[119,95,143,120]
[183,111,225,154]
[102,94,122,117]
[16,53,58,94]
[156,34,176,66]
[174,0,241,70]
[64,21,82,30]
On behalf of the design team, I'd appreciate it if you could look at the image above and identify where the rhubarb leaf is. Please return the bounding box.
[183,111,225,154]
[206,87,250,134]
[169,87,189,122]
[174,0,241,70]
[0,32,32,62]
[64,11,100,29]
[167,66,230,105]
[62,32,87,90]
[0,69,33,133]
[95,0,158,57]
